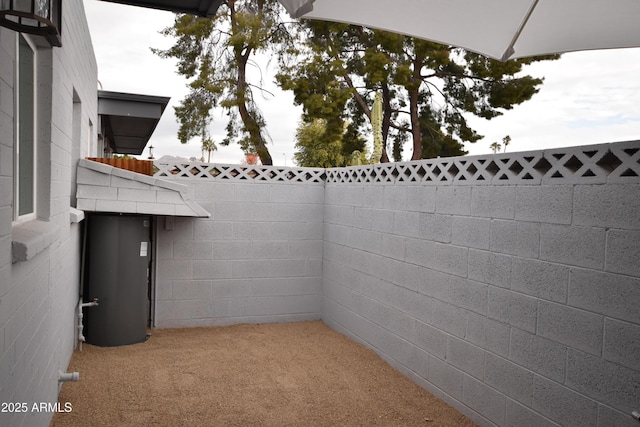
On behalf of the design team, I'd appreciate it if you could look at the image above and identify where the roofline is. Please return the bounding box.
[98,0,224,17]
[98,90,171,114]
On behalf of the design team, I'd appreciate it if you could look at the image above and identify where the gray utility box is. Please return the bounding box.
[83,214,151,347]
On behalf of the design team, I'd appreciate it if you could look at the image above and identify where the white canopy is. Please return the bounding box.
[279,0,640,61]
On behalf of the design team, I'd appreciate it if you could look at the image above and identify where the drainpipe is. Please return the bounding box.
[78,298,98,351]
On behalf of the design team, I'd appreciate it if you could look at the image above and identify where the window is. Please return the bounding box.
[14,34,36,220]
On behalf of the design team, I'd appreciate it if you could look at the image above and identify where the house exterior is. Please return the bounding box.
[1,2,640,427]
[0,2,98,426]
[0,1,202,425]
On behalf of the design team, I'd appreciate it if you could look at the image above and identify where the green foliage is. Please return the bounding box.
[156,5,558,165]
[201,137,217,162]
[293,119,344,168]
[491,135,511,154]
[153,0,292,165]
[278,21,559,161]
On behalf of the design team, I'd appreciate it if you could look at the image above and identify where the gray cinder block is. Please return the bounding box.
[452,216,491,250]
[565,349,640,413]
[463,375,508,426]
[533,375,598,427]
[194,182,235,202]
[603,318,640,371]
[118,188,156,203]
[392,210,421,237]
[448,279,487,316]
[537,301,604,356]
[436,186,472,215]
[156,190,184,204]
[468,249,512,289]
[406,238,468,277]
[136,202,175,215]
[485,353,534,406]
[568,269,640,324]
[77,185,117,200]
[172,280,213,300]
[418,213,452,243]
[192,260,232,280]
[597,405,640,427]
[371,209,395,234]
[353,207,374,230]
[446,336,486,380]
[110,175,150,190]
[465,312,510,358]
[429,355,465,401]
[76,164,110,186]
[157,260,193,281]
[471,185,516,219]
[379,233,406,261]
[95,199,136,213]
[509,329,567,382]
[605,229,640,276]
[511,258,570,303]
[515,185,573,225]
[506,400,560,427]
[490,219,540,258]
[430,299,467,338]
[488,287,538,333]
[194,220,233,241]
[415,320,446,358]
[173,241,213,260]
[383,185,408,210]
[574,184,640,230]
[405,185,436,213]
[233,183,270,203]
[540,224,606,269]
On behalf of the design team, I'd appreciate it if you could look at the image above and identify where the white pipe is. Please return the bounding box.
[59,371,80,382]
[77,298,98,351]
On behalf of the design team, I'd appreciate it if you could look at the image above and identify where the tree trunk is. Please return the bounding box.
[409,56,423,161]
[236,49,273,165]
[409,88,422,160]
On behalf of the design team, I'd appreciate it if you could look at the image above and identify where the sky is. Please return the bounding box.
[83,0,640,166]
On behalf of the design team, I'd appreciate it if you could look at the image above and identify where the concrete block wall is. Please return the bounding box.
[154,166,325,327]
[0,2,97,426]
[321,142,640,427]
[76,159,209,217]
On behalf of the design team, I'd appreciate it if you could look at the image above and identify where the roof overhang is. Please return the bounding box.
[98,0,223,17]
[98,90,170,156]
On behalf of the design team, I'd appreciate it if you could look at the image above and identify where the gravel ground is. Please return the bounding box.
[52,321,477,426]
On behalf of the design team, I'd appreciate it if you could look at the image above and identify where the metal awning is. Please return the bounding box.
[98,90,170,156]
[98,0,223,17]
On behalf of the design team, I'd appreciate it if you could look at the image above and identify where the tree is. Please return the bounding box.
[278,22,559,161]
[153,0,291,165]
[201,137,217,162]
[502,135,511,152]
[490,142,502,153]
[293,119,345,167]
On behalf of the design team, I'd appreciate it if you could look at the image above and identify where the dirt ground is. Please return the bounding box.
[52,321,477,426]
